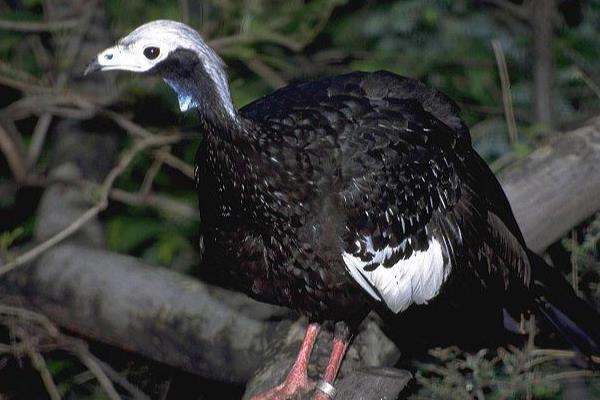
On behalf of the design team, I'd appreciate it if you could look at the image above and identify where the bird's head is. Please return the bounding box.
[85,20,236,119]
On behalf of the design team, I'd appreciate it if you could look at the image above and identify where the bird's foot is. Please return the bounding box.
[249,374,315,400]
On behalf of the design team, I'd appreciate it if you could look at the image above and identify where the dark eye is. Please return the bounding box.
[143,47,160,60]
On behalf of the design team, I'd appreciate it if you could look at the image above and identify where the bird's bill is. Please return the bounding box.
[84,45,147,75]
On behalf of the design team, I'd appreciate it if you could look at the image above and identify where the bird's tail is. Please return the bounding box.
[528,250,600,364]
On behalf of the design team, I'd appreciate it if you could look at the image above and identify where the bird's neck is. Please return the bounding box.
[160,48,241,134]
[195,117,268,230]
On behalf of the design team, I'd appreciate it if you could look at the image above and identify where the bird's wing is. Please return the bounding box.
[241,71,530,313]
[335,98,531,314]
[337,97,467,314]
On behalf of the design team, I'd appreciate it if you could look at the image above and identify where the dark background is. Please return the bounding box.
[0,0,599,399]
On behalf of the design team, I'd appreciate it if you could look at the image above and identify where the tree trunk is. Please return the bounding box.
[532,0,555,128]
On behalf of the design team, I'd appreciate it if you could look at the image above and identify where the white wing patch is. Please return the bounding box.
[342,236,450,313]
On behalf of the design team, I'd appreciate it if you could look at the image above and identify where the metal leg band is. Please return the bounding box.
[315,379,337,399]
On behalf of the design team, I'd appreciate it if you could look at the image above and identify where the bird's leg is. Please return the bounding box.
[249,322,320,400]
[312,322,351,400]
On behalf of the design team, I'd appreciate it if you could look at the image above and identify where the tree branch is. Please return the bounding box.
[0,18,81,33]
[0,244,289,383]
[0,123,27,181]
[500,115,600,252]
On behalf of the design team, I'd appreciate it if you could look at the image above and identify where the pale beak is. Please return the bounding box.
[84,45,118,75]
[84,57,102,75]
[84,45,145,75]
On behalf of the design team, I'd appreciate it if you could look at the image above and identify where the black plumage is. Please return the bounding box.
[87,20,600,399]
[194,69,521,319]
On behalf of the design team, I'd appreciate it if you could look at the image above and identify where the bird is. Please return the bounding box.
[86,20,600,400]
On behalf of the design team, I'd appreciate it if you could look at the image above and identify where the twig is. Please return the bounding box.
[524,353,576,370]
[0,205,103,276]
[531,0,555,128]
[36,106,96,120]
[492,39,518,144]
[300,0,337,47]
[155,149,195,180]
[577,68,600,100]
[0,173,198,220]
[208,32,303,52]
[28,36,53,73]
[0,18,81,32]
[140,155,164,196]
[102,110,153,138]
[85,176,200,219]
[208,33,258,49]
[0,305,59,337]
[27,5,96,169]
[214,0,337,52]
[68,343,123,400]
[0,342,29,356]
[4,317,60,400]
[540,370,598,382]
[178,0,190,24]
[0,123,27,181]
[92,357,151,400]
[1,305,148,400]
[1,119,27,157]
[244,58,287,89]
[571,230,580,296]
[100,135,189,195]
[28,114,53,168]
[109,188,199,220]
[0,74,55,94]
[0,134,190,276]
[26,345,62,400]
[1,93,95,121]
[536,350,600,366]
[0,59,40,81]
[484,0,530,21]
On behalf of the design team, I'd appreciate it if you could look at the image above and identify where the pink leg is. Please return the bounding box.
[312,323,351,400]
[312,338,349,400]
[250,323,320,400]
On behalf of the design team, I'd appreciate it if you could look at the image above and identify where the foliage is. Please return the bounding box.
[410,344,589,400]
[563,213,600,304]
[330,0,600,160]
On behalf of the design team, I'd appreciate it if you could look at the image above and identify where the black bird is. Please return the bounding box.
[86,20,600,400]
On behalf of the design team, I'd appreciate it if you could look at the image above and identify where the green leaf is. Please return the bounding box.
[46,359,71,377]
[0,227,24,252]
[107,216,166,253]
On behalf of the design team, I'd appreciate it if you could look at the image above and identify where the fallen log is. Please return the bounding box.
[1,243,285,383]
[501,116,600,252]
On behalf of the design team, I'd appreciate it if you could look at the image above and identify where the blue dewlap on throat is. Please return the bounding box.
[164,78,199,112]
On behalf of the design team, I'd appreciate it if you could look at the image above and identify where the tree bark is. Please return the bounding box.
[500,116,600,252]
[0,243,288,383]
[532,0,555,128]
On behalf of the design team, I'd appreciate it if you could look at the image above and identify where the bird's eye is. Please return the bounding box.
[143,47,160,60]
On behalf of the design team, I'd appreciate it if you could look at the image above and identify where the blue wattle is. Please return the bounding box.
[164,78,200,112]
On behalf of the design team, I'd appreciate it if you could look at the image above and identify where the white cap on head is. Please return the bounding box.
[86,20,235,117]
